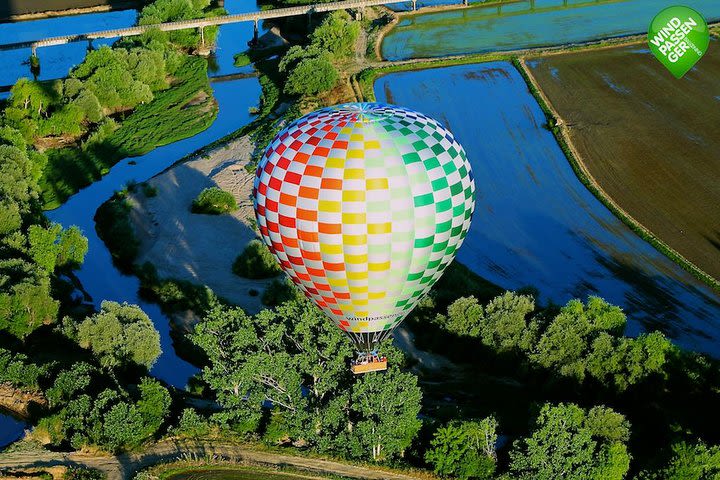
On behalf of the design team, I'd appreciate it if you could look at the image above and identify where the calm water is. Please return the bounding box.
[375,63,720,353]
[0,10,137,87]
[47,77,262,388]
[381,0,720,60]
[0,413,25,450]
[0,0,260,89]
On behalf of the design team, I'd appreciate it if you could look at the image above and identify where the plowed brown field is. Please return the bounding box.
[528,42,720,281]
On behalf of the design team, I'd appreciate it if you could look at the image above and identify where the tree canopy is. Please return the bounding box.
[75,301,162,370]
[191,298,422,461]
[425,418,498,479]
[509,403,631,480]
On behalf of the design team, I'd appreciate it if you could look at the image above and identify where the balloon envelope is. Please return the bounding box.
[253,103,475,351]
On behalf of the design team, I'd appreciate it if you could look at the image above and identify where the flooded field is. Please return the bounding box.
[375,62,720,355]
[528,42,720,281]
[381,0,720,60]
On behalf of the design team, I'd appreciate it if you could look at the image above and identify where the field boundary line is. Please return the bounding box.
[515,56,720,293]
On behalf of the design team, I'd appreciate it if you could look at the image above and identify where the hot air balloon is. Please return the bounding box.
[253,103,475,373]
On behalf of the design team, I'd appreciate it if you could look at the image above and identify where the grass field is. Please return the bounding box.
[39,56,217,210]
[527,42,720,283]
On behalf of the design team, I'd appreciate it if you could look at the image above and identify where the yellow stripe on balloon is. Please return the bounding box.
[343,234,367,245]
[366,178,388,190]
[342,213,366,224]
[369,291,386,299]
[368,223,392,234]
[328,278,347,287]
[348,271,368,280]
[346,253,368,264]
[318,200,341,212]
[325,157,345,169]
[342,190,365,202]
[369,261,391,272]
[344,168,364,179]
[320,243,343,255]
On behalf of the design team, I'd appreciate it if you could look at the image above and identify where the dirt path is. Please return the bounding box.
[0,440,425,480]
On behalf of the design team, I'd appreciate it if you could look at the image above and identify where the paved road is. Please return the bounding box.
[0,440,423,479]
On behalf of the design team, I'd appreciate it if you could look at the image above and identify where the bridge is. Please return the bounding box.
[0,0,469,55]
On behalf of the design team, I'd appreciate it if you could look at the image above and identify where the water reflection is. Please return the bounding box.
[47,77,262,387]
[375,62,720,355]
[0,413,25,449]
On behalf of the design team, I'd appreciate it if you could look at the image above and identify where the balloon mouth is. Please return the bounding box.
[344,328,395,354]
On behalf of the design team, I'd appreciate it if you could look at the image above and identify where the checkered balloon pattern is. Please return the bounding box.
[253,102,475,340]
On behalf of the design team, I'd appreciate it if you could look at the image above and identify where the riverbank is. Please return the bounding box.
[127,134,273,314]
[0,1,139,22]
[0,385,46,419]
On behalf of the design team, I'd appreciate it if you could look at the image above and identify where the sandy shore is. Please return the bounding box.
[128,136,274,315]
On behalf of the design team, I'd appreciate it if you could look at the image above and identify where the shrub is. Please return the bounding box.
[284,56,339,96]
[234,52,251,67]
[141,183,158,197]
[262,278,299,307]
[64,467,105,480]
[191,187,237,214]
[232,239,281,279]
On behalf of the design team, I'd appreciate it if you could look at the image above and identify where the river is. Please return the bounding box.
[375,62,720,352]
[0,0,261,448]
[381,0,720,60]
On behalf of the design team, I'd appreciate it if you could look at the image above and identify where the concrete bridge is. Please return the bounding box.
[0,0,470,56]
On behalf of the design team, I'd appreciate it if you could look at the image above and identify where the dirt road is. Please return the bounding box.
[0,440,425,480]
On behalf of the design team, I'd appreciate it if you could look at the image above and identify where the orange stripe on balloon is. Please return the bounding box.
[321,178,343,190]
[318,223,341,234]
[279,193,297,206]
[298,230,318,242]
[299,187,319,199]
[297,209,317,221]
[323,262,345,271]
[301,250,321,261]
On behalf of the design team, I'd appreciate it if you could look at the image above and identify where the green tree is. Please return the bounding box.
[425,418,498,479]
[7,78,59,120]
[46,363,96,408]
[310,11,361,58]
[0,347,47,391]
[0,275,59,338]
[76,301,162,370]
[585,331,672,391]
[232,239,281,279]
[284,57,339,96]
[643,441,720,480]
[136,377,172,438]
[509,403,631,480]
[349,368,422,461]
[438,296,484,337]
[191,299,422,458]
[531,297,626,382]
[191,187,237,214]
